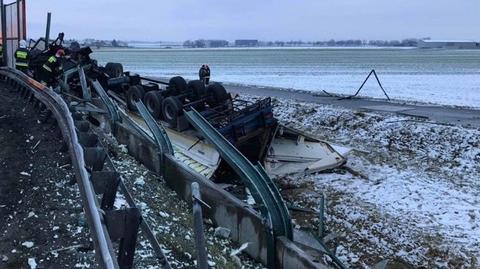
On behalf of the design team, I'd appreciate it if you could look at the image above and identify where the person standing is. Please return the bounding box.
[15,40,30,73]
[199,64,211,85]
[204,65,210,85]
[199,64,207,83]
[40,48,65,86]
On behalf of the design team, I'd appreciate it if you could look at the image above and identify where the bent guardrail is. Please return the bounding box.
[184,108,293,268]
[0,67,119,269]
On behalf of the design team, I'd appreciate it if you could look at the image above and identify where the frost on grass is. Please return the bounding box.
[255,96,480,268]
[103,135,265,269]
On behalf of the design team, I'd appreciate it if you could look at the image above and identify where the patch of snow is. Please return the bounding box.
[28,258,37,269]
[159,211,170,218]
[134,176,145,186]
[22,241,34,248]
[268,96,480,268]
[214,227,231,239]
[230,242,250,256]
[118,144,128,153]
[245,188,256,205]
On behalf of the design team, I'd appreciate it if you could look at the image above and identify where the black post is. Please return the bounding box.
[117,208,141,269]
[191,182,209,269]
[1,0,8,66]
[16,0,21,44]
[45,12,51,44]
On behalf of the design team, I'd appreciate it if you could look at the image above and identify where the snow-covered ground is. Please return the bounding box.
[103,135,265,269]
[246,95,479,268]
[93,48,480,108]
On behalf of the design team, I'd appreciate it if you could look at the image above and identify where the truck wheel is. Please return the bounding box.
[144,91,163,120]
[126,85,145,111]
[105,62,124,78]
[162,96,183,128]
[187,80,206,97]
[168,76,187,95]
[207,83,229,107]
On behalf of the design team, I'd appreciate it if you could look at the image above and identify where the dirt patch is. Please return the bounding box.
[0,84,95,268]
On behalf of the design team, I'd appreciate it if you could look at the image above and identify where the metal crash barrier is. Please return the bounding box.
[184,108,293,268]
[0,67,173,269]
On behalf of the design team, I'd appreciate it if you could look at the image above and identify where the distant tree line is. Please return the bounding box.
[63,38,129,49]
[183,39,229,48]
[183,38,423,48]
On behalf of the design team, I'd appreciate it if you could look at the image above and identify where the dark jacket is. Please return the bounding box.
[205,66,210,78]
[42,55,63,76]
[199,66,207,79]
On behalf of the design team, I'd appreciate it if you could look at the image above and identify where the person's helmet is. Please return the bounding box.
[56,49,65,57]
[19,40,27,48]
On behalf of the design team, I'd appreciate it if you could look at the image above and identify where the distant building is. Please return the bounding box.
[206,40,229,48]
[235,39,259,47]
[418,40,480,49]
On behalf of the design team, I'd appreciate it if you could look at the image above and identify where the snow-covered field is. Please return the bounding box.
[93,48,480,108]
[250,96,479,268]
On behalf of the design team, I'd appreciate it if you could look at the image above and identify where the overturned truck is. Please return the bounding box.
[103,71,348,179]
[24,34,350,269]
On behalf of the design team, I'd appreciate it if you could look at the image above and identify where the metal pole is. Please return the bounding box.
[318,194,325,239]
[21,0,26,39]
[191,182,208,269]
[1,0,7,66]
[16,0,20,45]
[45,12,51,44]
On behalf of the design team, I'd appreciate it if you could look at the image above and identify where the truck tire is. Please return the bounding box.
[162,96,183,128]
[168,76,187,95]
[105,62,124,78]
[207,83,229,107]
[187,80,206,97]
[126,85,145,111]
[144,91,163,120]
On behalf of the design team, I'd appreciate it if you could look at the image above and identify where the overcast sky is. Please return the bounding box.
[26,0,480,41]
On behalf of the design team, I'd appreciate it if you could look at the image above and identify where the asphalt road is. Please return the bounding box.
[225,83,480,128]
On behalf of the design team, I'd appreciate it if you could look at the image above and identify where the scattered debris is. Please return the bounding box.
[213,227,231,239]
[245,188,256,205]
[268,95,480,268]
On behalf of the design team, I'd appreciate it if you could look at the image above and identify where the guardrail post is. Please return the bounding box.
[191,182,209,269]
[90,171,121,211]
[83,147,107,171]
[105,208,142,269]
[318,194,325,239]
[78,66,92,101]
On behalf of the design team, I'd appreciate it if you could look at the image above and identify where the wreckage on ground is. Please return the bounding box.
[21,33,351,269]
[28,34,348,180]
